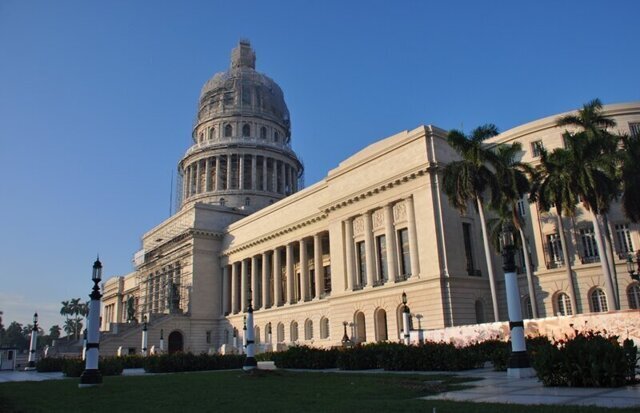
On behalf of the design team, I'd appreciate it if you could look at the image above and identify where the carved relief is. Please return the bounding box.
[353,216,364,236]
[372,209,384,230]
[393,201,407,223]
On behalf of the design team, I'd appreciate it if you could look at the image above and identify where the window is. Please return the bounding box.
[244,197,251,207]
[199,133,204,143]
[242,123,251,137]
[547,233,564,266]
[462,223,477,276]
[209,127,216,140]
[579,227,599,263]
[522,296,533,319]
[376,234,388,283]
[323,265,332,294]
[628,284,640,309]
[531,140,544,157]
[277,323,284,343]
[274,131,279,142]
[556,292,573,316]
[356,241,366,288]
[629,122,640,138]
[398,228,411,278]
[517,199,527,217]
[224,124,233,137]
[475,300,485,324]
[206,331,211,344]
[320,317,330,339]
[304,319,313,340]
[290,321,299,342]
[590,288,608,312]
[615,224,634,255]
[260,126,267,139]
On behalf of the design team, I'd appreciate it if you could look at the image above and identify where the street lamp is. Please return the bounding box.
[341,321,349,346]
[26,312,38,370]
[141,315,148,356]
[79,257,103,387]
[243,291,257,371]
[402,291,410,345]
[159,328,164,353]
[348,322,355,343]
[626,251,640,281]
[267,323,272,345]
[501,225,535,378]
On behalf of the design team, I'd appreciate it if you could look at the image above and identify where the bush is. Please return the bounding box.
[531,330,637,387]
[61,357,124,377]
[380,342,483,371]
[272,346,338,369]
[143,353,245,373]
[118,354,145,369]
[255,352,275,362]
[36,357,66,372]
[337,343,389,370]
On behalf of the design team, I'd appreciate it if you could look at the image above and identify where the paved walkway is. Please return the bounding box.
[2,366,639,408]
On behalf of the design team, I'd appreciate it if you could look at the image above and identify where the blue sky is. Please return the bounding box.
[1,0,638,330]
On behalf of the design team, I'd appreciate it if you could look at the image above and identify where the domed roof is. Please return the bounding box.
[197,41,290,134]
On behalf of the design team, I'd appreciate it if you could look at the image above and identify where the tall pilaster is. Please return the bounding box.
[300,238,309,301]
[241,259,248,312]
[286,243,295,304]
[314,233,324,298]
[406,196,420,278]
[227,154,233,190]
[222,265,230,315]
[239,154,244,190]
[251,155,257,191]
[262,252,270,308]
[273,247,282,306]
[195,160,201,194]
[231,262,238,314]
[364,212,376,287]
[384,204,398,282]
[215,156,221,191]
[345,219,355,291]
[204,158,211,192]
[251,255,259,308]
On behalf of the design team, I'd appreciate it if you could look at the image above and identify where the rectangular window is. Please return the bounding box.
[206,331,211,344]
[398,228,411,278]
[356,241,366,288]
[629,122,640,138]
[531,140,544,157]
[546,233,564,266]
[376,234,388,283]
[462,223,477,276]
[615,223,634,255]
[579,227,599,263]
[310,269,316,299]
[323,265,332,293]
[517,198,527,217]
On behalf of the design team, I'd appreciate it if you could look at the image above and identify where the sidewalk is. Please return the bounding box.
[0,368,147,384]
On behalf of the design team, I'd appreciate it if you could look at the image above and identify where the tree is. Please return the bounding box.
[60,297,89,340]
[442,124,501,321]
[620,133,640,223]
[556,99,621,310]
[49,325,61,340]
[2,321,28,351]
[530,147,580,314]
[493,142,538,318]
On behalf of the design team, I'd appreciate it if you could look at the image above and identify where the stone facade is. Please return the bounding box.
[99,41,640,356]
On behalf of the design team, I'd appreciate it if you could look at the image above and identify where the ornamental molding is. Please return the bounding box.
[352,216,364,236]
[372,209,384,230]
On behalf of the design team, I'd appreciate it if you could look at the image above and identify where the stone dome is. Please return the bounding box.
[196,40,291,139]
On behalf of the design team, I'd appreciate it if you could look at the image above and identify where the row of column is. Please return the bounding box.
[182,154,298,200]
[223,233,328,315]
[344,197,420,290]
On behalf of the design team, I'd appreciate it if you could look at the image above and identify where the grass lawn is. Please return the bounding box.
[0,370,636,413]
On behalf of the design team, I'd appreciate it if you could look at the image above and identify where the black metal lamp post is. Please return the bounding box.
[626,251,640,281]
[79,257,103,387]
[402,292,410,345]
[141,315,148,356]
[26,312,38,369]
[243,292,257,371]
[341,321,349,346]
[501,225,535,378]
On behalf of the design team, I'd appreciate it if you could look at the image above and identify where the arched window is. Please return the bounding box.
[304,319,313,340]
[319,317,329,339]
[224,124,233,137]
[274,131,279,142]
[260,126,267,139]
[374,308,388,342]
[277,322,285,343]
[290,321,299,342]
[354,311,366,343]
[254,326,260,344]
[590,288,608,313]
[475,300,485,324]
[242,123,251,137]
[522,296,533,319]
[628,283,640,309]
[219,198,226,207]
[244,197,251,207]
[199,133,204,143]
[555,292,572,316]
[209,127,216,140]
[265,323,272,343]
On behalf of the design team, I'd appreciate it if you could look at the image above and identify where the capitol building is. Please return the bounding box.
[100,41,640,355]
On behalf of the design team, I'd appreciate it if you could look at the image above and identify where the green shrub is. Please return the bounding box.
[143,353,245,373]
[272,346,338,369]
[61,357,124,377]
[118,354,145,368]
[531,330,637,387]
[255,352,274,362]
[36,357,66,372]
[337,343,388,370]
[62,359,85,377]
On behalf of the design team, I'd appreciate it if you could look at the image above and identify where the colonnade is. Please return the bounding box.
[223,232,330,315]
[182,154,298,201]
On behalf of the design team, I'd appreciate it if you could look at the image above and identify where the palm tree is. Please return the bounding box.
[442,124,501,321]
[530,147,580,314]
[493,142,538,318]
[620,133,640,223]
[557,100,620,309]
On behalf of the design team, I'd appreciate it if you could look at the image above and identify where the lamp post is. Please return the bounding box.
[341,321,349,346]
[233,327,238,351]
[243,291,257,371]
[402,291,411,345]
[348,322,355,343]
[79,257,103,387]
[626,251,640,281]
[159,329,164,353]
[501,225,535,378]
[141,315,148,356]
[26,312,38,370]
[267,323,272,345]
[82,329,87,361]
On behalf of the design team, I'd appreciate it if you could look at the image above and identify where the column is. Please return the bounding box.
[241,259,248,312]
[251,155,257,191]
[300,238,309,301]
[273,247,282,306]
[231,262,238,314]
[195,160,201,194]
[204,157,211,192]
[384,204,398,282]
[222,265,230,315]
[272,159,278,193]
[406,196,420,278]
[181,168,187,202]
[364,212,376,287]
[345,219,355,291]
[215,156,221,191]
[280,161,286,194]
[227,154,233,190]
[262,157,268,191]
[292,166,297,192]
[251,255,259,309]
[186,165,192,197]
[239,154,244,190]
[314,233,324,299]
[262,252,271,308]
[286,243,295,304]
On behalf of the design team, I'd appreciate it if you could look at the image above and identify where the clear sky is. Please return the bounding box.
[1,0,638,331]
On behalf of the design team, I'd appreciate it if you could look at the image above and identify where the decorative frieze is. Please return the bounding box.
[353,216,364,236]
[372,209,384,230]
[393,201,407,223]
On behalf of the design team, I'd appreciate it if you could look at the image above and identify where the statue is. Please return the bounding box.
[126,295,136,322]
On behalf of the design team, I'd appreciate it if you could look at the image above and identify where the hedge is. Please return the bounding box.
[143,353,245,373]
